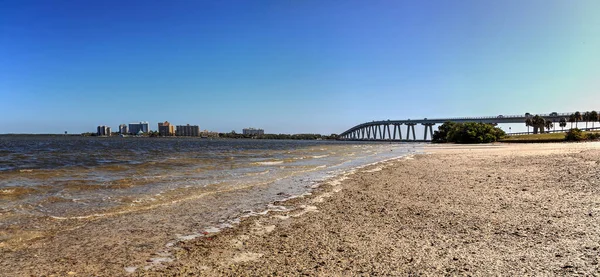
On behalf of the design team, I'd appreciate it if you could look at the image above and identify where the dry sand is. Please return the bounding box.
[143,143,600,276]
[4,143,600,276]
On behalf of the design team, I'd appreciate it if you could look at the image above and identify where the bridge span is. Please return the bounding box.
[338,112,573,141]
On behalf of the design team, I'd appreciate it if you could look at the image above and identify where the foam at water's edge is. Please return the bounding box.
[126,148,421,273]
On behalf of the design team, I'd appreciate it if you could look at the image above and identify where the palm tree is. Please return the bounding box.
[559,117,567,131]
[569,114,576,129]
[590,111,598,129]
[584,111,591,129]
[525,118,533,134]
[545,120,553,132]
[575,111,582,128]
[532,115,546,134]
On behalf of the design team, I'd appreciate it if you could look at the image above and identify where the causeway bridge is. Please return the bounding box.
[338,112,572,141]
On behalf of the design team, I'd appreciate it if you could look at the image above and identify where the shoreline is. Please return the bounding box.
[1,143,418,276]
[127,151,420,273]
[4,142,600,275]
[142,143,600,276]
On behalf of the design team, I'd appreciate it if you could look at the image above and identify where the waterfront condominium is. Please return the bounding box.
[97,125,111,136]
[243,127,265,135]
[158,121,175,136]
[119,124,128,134]
[129,122,150,135]
[176,124,200,136]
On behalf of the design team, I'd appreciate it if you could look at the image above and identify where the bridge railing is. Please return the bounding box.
[391,112,576,122]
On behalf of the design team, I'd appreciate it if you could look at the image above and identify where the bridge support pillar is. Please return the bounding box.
[405,123,417,141]
[422,123,435,141]
[386,124,391,140]
[397,124,402,141]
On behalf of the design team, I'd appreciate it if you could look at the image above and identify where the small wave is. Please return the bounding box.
[255,161,284,166]
[245,170,270,176]
[312,155,329,159]
[0,187,36,199]
[365,167,383,173]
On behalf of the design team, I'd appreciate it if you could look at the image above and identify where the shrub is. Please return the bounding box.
[433,122,505,144]
[565,128,586,141]
[586,132,600,140]
[432,121,457,143]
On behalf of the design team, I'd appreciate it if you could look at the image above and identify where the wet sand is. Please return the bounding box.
[4,143,600,276]
[143,143,600,276]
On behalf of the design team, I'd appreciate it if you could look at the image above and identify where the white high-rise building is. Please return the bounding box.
[119,124,128,134]
[96,125,111,136]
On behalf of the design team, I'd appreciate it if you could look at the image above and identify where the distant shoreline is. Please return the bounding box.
[0,133,340,140]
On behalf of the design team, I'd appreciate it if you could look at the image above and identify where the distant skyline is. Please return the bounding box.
[2,0,600,134]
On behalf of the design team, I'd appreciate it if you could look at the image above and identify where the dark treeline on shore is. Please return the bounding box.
[0,134,81,137]
[218,133,339,140]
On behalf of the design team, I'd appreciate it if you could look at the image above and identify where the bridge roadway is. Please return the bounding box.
[338,112,573,141]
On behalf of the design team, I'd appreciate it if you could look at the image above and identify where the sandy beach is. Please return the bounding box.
[4,143,600,276]
[144,143,600,276]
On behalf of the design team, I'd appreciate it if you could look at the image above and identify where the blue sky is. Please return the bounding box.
[1,0,599,134]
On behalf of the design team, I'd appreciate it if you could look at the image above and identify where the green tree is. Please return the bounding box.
[525,118,533,134]
[590,111,598,129]
[569,114,576,129]
[545,120,553,132]
[434,122,504,144]
[574,111,582,128]
[559,117,567,131]
[584,111,591,129]
[432,121,458,143]
[531,115,546,134]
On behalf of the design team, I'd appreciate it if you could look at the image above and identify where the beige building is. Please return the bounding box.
[200,130,220,138]
[158,121,175,136]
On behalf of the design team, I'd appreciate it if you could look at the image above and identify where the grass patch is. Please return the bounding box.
[500,131,600,143]
[500,132,566,143]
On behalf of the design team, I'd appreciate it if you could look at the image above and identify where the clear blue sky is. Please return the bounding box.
[1,0,599,134]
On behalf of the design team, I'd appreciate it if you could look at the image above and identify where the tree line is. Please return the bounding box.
[218,132,339,140]
[525,111,599,134]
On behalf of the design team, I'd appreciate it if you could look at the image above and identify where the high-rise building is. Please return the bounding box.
[243,128,264,135]
[97,125,111,136]
[176,124,200,136]
[119,124,128,134]
[129,122,149,135]
[158,121,175,136]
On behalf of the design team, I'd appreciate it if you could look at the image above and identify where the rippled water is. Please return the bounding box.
[0,136,420,244]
